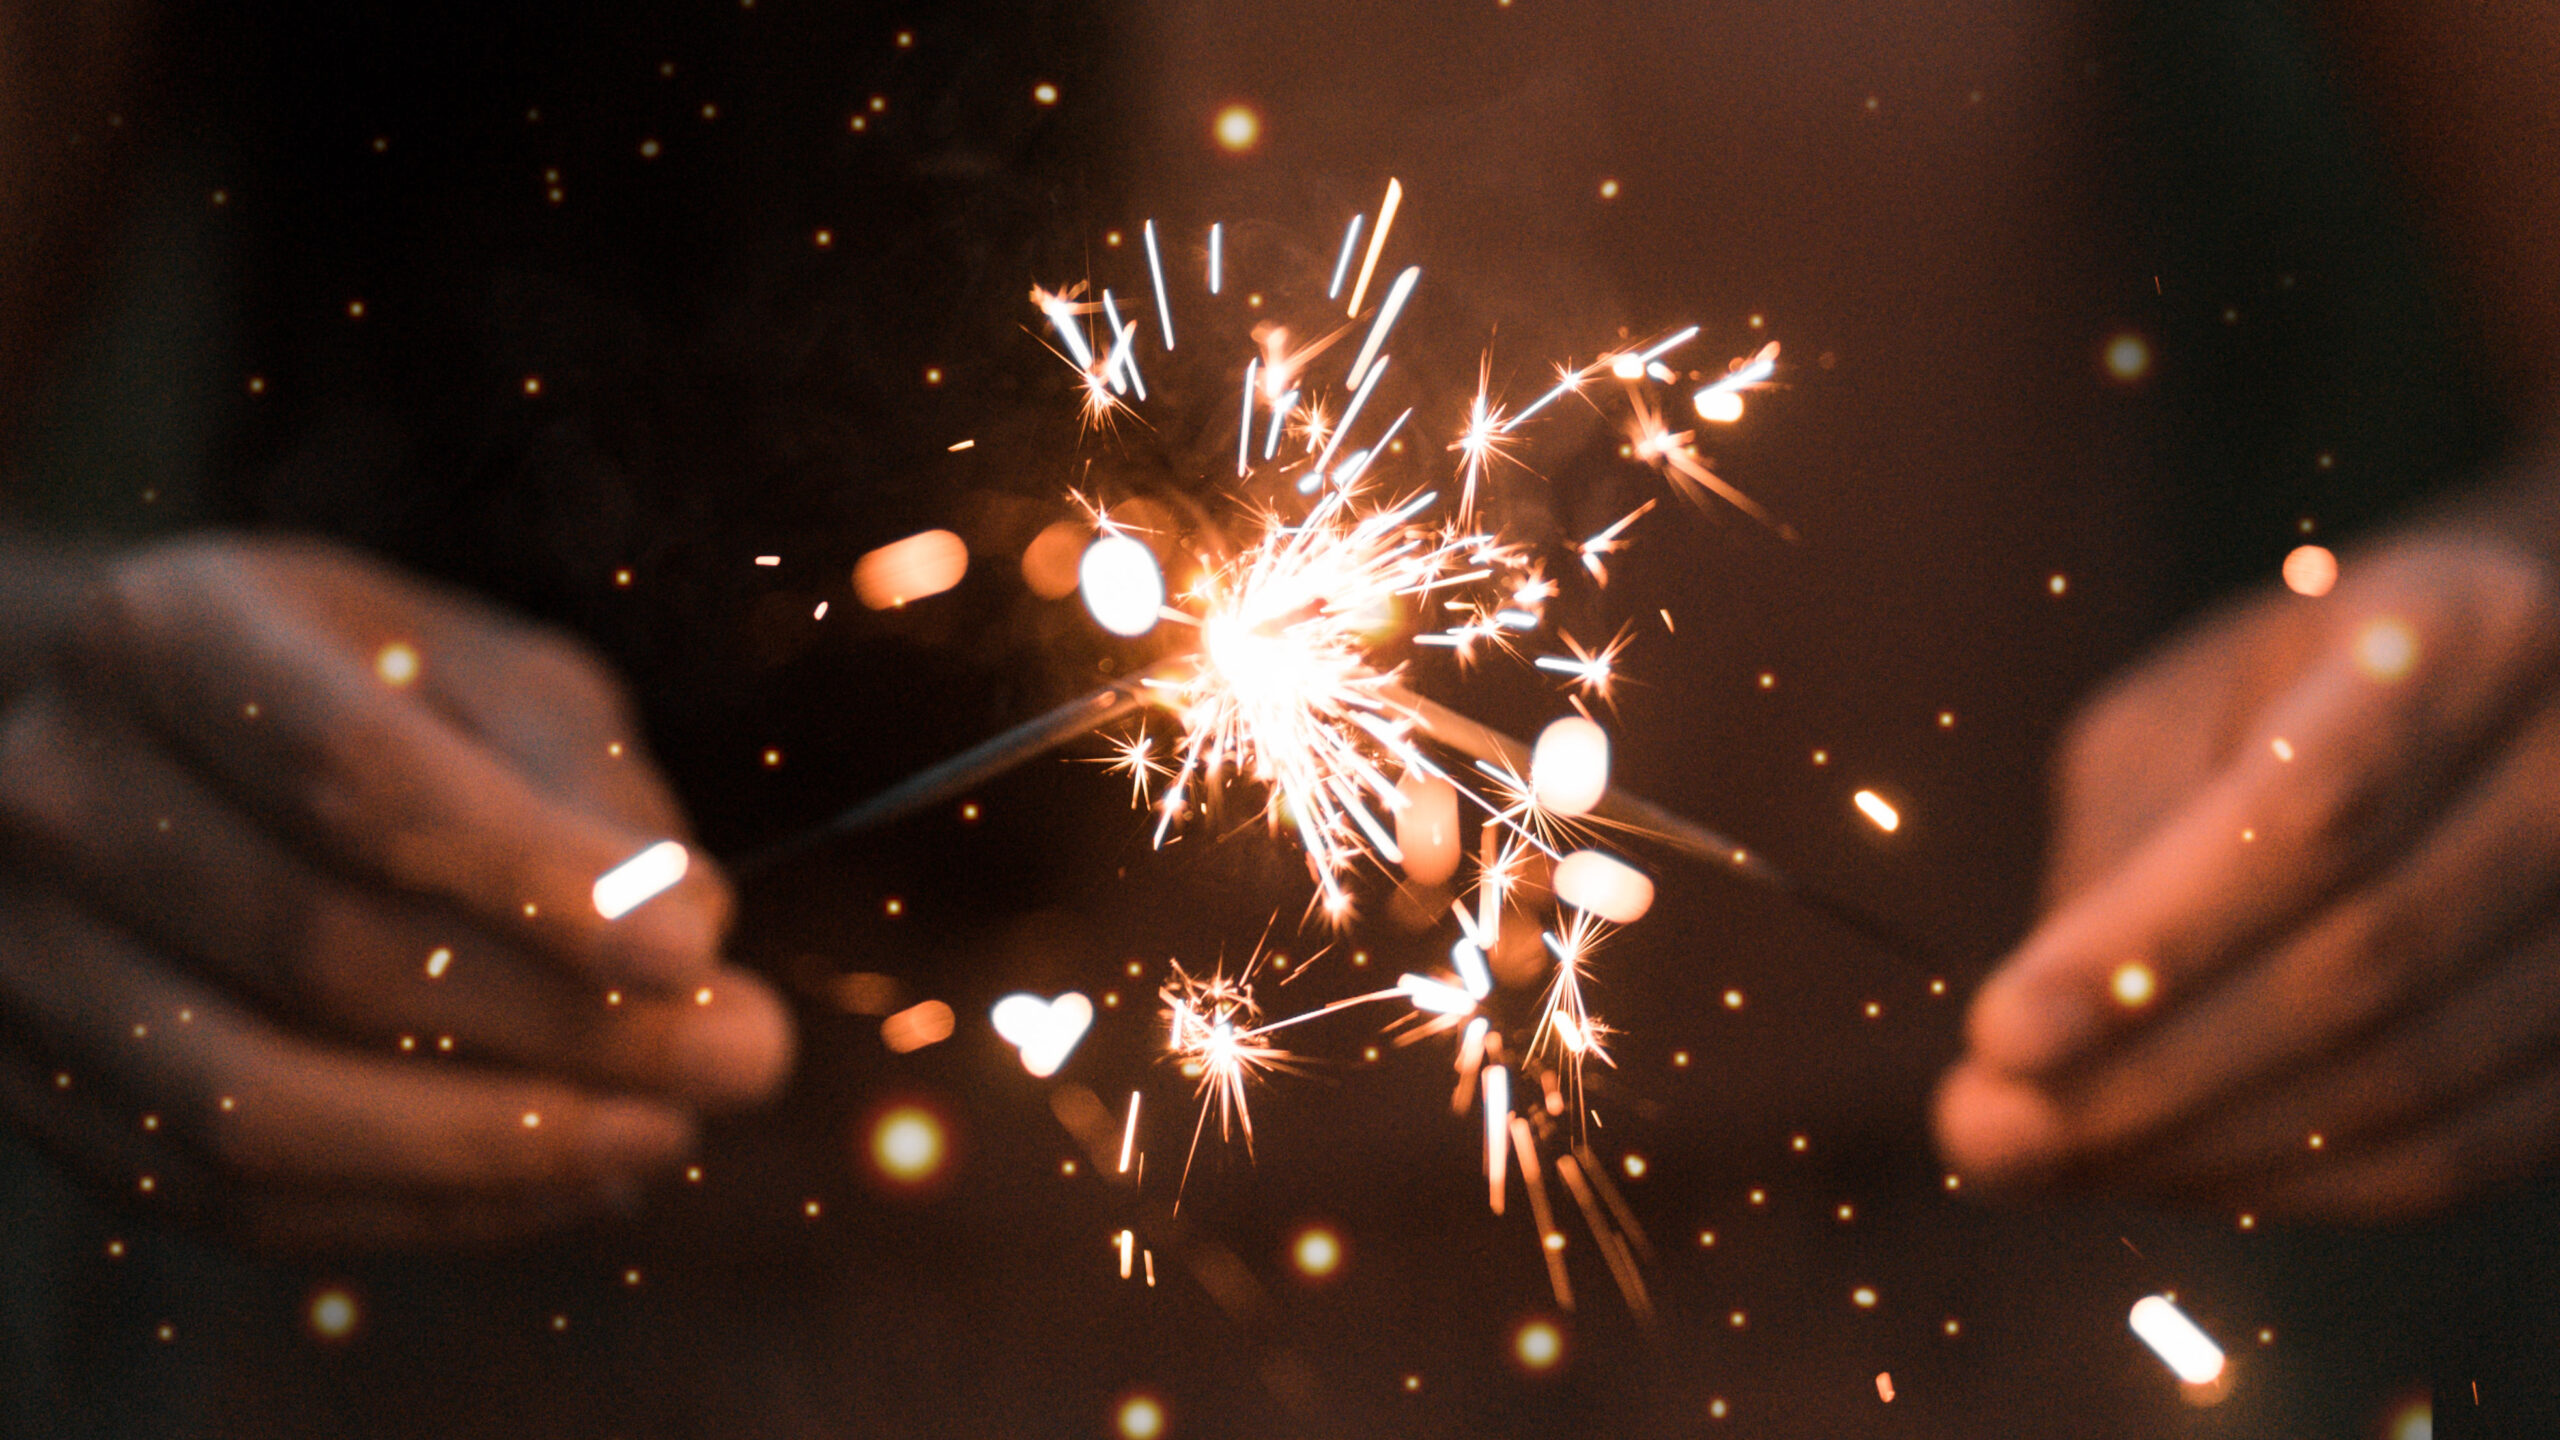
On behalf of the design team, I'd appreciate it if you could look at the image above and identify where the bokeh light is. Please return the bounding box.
[1289,1223,1344,1281]
[2110,962,2156,1008]
[2104,331,2153,383]
[859,1099,955,1195]
[373,641,419,687]
[854,528,969,609]
[306,1285,360,1343]
[1852,789,1900,833]
[2281,543,2338,597]
[2355,616,2417,683]
[1511,1317,1566,1373]
[1212,103,1261,153]
[1531,716,1610,816]
[1553,849,1653,923]
[1114,1392,1167,1440]
[1393,770,1461,886]
[1694,388,1745,423]
[879,999,955,1054]
[2130,1294,2225,1385]
[1021,519,1088,599]
[1079,534,1165,637]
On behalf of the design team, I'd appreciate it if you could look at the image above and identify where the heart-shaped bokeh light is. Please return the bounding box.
[989,991,1095,1078]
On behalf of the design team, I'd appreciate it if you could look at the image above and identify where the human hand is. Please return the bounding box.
[1935,527,2560,1222]
[0,535,792,1248]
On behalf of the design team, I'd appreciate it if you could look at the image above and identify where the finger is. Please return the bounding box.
[394,604,690,837]
[0,883,698,1195]
[1970,541,2559,1076]
[0,685,791,1108]
[2140,920,2560,1194]
[0,1034,625,1251]
[66,543,728,990]
[2045,595,2311,906]
[2227,1052,2560,1224]
[1942,692,2560,1180]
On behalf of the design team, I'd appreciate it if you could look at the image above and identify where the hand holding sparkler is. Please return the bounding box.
[0,536,790,1248]
[1939,525,2560,1222]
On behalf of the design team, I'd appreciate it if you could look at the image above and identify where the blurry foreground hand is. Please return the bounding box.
[0,537,792,1249]
[1938,525,2560,1222]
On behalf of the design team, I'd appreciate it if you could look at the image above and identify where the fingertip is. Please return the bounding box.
[593,877,727,988]
[671,971,797,1111]
[583,834,737,981]
[1932,1063,2065,1190]
[571,1097,697,1180]
[1965,959,2095,1077]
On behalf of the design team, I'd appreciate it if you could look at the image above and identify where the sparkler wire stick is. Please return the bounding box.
[1377,682,1935,965]
[735,665,1934,966]
[729,660,1181,880]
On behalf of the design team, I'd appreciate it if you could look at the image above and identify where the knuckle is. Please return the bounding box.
[509,630,632,725]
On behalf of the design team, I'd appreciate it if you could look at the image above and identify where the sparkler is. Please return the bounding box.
[728,181,1920,1315]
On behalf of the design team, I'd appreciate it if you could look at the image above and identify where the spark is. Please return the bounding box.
[1143,219,1175,349]
[1164,960,1286,1159]
[1531,909,1618,1118]
[1097,729,1172,805]
[1577,499,1656,585]
[1345,177,1402,317]
[1343,266,1419,392]
[1328,212,1366,300]
[1534,626,1636,703]
[1018,204,1783,1311]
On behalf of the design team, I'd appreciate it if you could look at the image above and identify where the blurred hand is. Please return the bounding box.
[0,535,792,1249]
[1936,526,2560,1222]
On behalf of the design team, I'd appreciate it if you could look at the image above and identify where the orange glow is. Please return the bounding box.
[864,1102,951,1189]
[1021,520,1088,599]
[1213,104,1261,152]
[2281,544,2337,597]
[1394,770,1462,885]
[854,529,968,609]
[879,999,955,1054]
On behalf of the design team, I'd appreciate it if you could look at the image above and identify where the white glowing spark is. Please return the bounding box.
[1344,266,1419,392]
[1328,212,1366,300]
[1143,219,1175,349]
[2129,1296,2225,1385]
[1577,499,1655,585]
[1345,177,1402,317]
[593,840,689,920]
[1534,628,1635,702]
